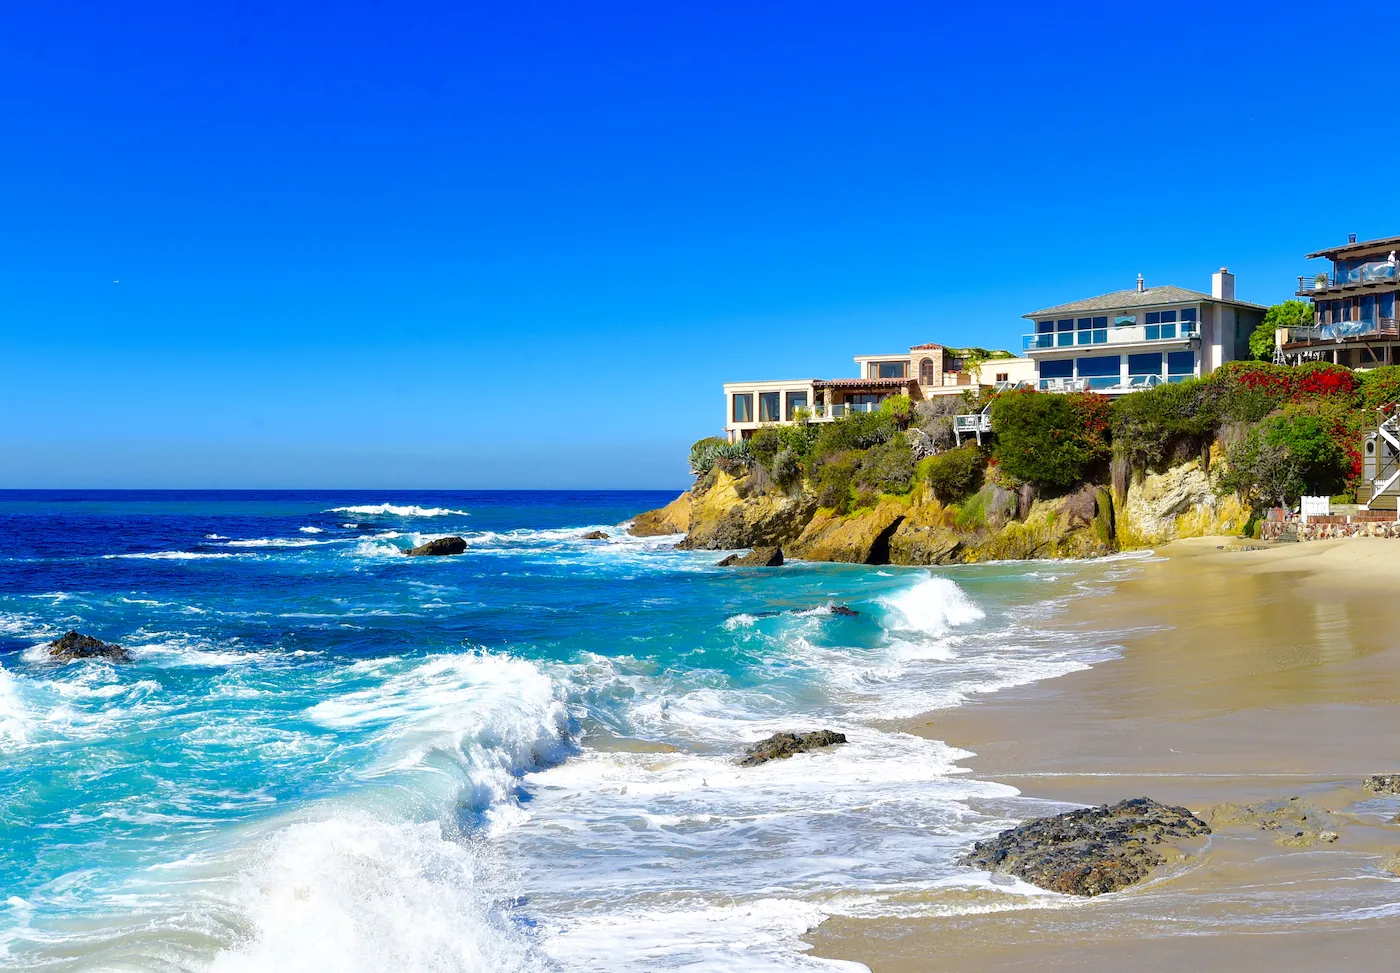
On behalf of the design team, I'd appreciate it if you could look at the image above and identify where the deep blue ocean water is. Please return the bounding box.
[0,490,1139,972]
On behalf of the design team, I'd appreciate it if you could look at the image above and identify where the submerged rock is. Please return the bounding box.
[957,797,1211,896]
[581,530,611,541]
[716,546,784,567]
[1364,775,1400,795]
[1206,797,1345,847]
[827,605,859,616]
[405,536,467,557]
[739,730,847,767]
[47,631,131,663]
[1380,851,1400,876]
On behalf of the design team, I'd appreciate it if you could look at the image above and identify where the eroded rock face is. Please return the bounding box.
[1206,797,1345,847]
[958,797,1211,896]
[1363,775,1400,795]
[677,474,816,551]
[787,498,906,564]
[716,546,783,567]
[1117,450,1249,547]
[739,730,847,767]
[581,530,610,540]
[630,492,692,537]
[48,631,131,663]
[405,536,467,556]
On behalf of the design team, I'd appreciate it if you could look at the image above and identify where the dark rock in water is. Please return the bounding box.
[828,605,859,616]
[405,536,467,557]
[1364,775,1400,795]
[739,730,846,767]
[581,530,610,541]
[716,546,783,568]
[957,797,1210,896]
[47,631,131,663]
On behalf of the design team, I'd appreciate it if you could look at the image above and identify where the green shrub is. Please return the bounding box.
[880,394,914,430]
[1248,300,1314,361]
[1358,365,1400,413]
[989,390,1109,489]
[1112,379,1217,471]
[811,451,859,513]
[856,436,915,495]
[713,440,753,474]
[747,427,785,466]
[924,443,985,503]
[771,448,802,489]
[811,410,896,462]
[953,489,988,531]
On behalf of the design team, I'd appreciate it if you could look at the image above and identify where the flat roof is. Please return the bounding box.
[1306,234,1400,260]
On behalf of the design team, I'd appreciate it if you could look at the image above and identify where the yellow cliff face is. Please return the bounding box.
[787,497,909,563]
[1115,447,1249,549]
[629,490,694,537]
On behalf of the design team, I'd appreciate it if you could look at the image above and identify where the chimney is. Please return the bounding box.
[1136,273,1145,292]
[1212,267,1235,301]
[1349,233,1358,244]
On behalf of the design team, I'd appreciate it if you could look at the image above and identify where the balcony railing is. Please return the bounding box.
[1024,322,1198,351]
[1286,317,1400,343]
[1037,378,1090,393]
[953,414,992,433]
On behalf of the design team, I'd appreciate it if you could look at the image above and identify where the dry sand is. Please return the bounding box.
[810,537,1400,972]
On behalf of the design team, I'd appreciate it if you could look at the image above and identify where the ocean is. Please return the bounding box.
[0,490,1142,972]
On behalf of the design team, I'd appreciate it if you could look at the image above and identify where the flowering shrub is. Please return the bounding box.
[1294,361,1355,400]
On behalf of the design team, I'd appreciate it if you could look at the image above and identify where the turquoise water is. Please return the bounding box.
[0,491,1137,971]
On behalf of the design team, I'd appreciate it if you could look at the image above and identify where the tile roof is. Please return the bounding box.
[814,377,916,389]
[1024,284,1266,318]
[910,342,943,349]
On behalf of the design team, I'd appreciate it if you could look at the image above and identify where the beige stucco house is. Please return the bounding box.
[722,343,1032,442]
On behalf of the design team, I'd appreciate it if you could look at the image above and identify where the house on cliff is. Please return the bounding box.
[1022,269,1264,393]
[1282,233,1400,367]
[721,343,1034,442]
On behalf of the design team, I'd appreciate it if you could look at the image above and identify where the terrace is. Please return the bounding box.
[1023,314,1199,351]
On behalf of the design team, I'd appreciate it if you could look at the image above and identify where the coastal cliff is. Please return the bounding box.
[631,469,1125,564]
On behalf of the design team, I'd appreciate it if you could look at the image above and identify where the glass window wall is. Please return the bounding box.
[732,393,753,423]
[758,391,781,422]
[785,391,808,420]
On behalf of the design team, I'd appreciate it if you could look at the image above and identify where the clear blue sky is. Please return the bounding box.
[1,1,1389,489]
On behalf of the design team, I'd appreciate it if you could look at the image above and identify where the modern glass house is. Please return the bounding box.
[721,343,1034,442]
[1022,270,1263,393]
[1284,233,1400,367]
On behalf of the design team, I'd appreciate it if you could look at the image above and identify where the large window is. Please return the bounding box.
[1167,351,1195,382]
[1056,319,1075,347]
[1128,352,1163,378]
[1076,316,1109,345]
[758,391,781,422]
[1040,358,1073,379]
[1076,355,1119,390]
[871,361,907,379]
[1145,309,1178,340]
[919,358,935,384]
[785,391,808,420]
[732,393,753,423]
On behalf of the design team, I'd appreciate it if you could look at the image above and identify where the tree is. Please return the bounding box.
[1220,430,1303,509]
[1249,300,1314,361]
[989,390,1109,489]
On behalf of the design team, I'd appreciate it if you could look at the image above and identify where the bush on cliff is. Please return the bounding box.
[990,390,1110,489]
[1112,379,1217,471]
[689,437,730,474]
[855,436,915,496]
[811,451,860,513]
[811,410,896,463]
[923,443,985,503]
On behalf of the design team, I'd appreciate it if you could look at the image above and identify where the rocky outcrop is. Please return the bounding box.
[1380,852,1400,876]
[716,546,784,567]
[1364,775,1400,795]
[676,472,817,551]
[887,492,963,565]
[47,631,131,663]
[581,530,610,540]
[739,730,847,767]
[630,491,692,537]
[1116,448,1249,547]
[405,536,467,556]
[958,797,1211,896]
[1205,797,1343,847]
[788,497,907,564]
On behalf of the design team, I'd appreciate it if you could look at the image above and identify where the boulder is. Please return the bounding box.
[827,605,859,616]
[957,797,1211,896]
[716,546,783,567]
[630,492,693,537]
[581,530,611,541]
[787,498,906,564]
[405,536,467,557]
[47,631,131,663]
[1363,774,1400,795]
[739,730,847,767]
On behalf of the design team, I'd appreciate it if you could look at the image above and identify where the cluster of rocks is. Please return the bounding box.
[738,730,846,767]
[581,530,610,541]
[957,797,1211,897]
[1363,775,1400,795]
[1261,521,1400,542]
[717,546,783,567]
[45,631,131,663]
[1206,797,1343,847]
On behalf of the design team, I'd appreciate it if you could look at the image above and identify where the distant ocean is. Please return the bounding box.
[0,490,1142,972]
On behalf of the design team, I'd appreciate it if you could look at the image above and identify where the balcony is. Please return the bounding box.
[1023,322,1198,351]
[1035,374,1177,394]
[1299,262,1399,295]
[1283,317,1400,345]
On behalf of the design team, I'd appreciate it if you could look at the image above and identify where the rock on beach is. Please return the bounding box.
[739,730,847,767]
[47,631,131,663]
[957,797,1211,896]
[1363,774,1400,795]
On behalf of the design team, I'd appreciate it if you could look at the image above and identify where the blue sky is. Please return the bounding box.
[1,1,1390,488]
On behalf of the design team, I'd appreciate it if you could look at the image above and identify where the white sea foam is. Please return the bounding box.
[0,669,31,746]
[105,551,238,560]
[879,575,985,637]
[225,538,332,548]
[298,526,324,534]
[328,504,469,518]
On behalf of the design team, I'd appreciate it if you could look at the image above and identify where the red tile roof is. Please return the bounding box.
[813,377,916,389]
[910,343,943,349]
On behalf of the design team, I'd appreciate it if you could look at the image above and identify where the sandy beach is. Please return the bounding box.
[812,537,1400,971]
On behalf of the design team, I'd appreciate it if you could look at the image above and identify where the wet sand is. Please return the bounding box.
[811,537,1400,971]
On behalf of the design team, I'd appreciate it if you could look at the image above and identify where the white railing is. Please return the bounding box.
[1024,322,1199,350]
[954,414,991,433]
[1037,378,1090,393]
